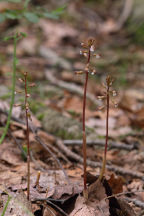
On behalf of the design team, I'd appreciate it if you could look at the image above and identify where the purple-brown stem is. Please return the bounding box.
[24,72,30,200]
[82,49,91,194]
[99,82,110,181]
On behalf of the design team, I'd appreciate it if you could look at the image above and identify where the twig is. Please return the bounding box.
[56,139,144,180]
[105,190,144,200]
[45,70,99,106]
[45,200,69,216]
[125,197,144,209]
[46,142,70,164]
[63,139,137,151]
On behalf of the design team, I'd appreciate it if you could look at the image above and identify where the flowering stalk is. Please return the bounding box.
[75,39,100,199]
[99,77,110,181]
[99,76,117,181]
[82,49,91,198]
[16,72,35,200]
[24,72,31,200]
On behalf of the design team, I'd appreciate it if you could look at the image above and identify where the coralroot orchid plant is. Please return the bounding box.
[98,75,117,181]
[75,39,100,198]
[16,72,35,200]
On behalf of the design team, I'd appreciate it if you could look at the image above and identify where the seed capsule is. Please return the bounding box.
[97,96,106,100]
[26,94,30,98]
[18,78,24,83]
[91,69,96,75]
[27,112,32,121]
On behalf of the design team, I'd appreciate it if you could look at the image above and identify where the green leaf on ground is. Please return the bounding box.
[24,12,39,23]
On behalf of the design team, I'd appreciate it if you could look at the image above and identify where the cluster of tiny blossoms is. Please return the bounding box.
[14,72,36,120]
[75,38,101,76]
[98,75,118,109]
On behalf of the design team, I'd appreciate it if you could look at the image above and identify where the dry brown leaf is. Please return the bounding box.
[0,142,22,166]
[38,20,77,48]
[70,195,108,216]
[107,173,124,195]
[43,206,57,216]
[63,95,94,119]
[12,130,25,139]
[70,180,109,216]
[18,37,38,55]
[133,106,144,127]
[86,117,116,128]
[120,90,142,113]
[37,130,55,143]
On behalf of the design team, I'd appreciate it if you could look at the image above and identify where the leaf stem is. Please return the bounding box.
[1,195,12,216]
[0,36,17,144]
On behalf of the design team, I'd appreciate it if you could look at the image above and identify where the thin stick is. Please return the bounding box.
[24,72,30,200]
[56,139,144,180]
[63,139,137,151]
[105,190,144,200]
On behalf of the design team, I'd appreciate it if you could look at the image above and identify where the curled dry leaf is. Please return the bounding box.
[107,173,124,195]
[70,179,109,216]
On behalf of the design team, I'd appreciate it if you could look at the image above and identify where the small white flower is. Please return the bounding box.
[90,45,95,52]
[80,50,83,55]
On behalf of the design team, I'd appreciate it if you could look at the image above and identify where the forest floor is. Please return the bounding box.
[0,1,144,215]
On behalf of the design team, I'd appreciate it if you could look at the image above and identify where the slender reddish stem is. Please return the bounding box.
[24,74,30,200]
[105,85,110,160]
[82,49,90,192]
[99,84,110,180]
